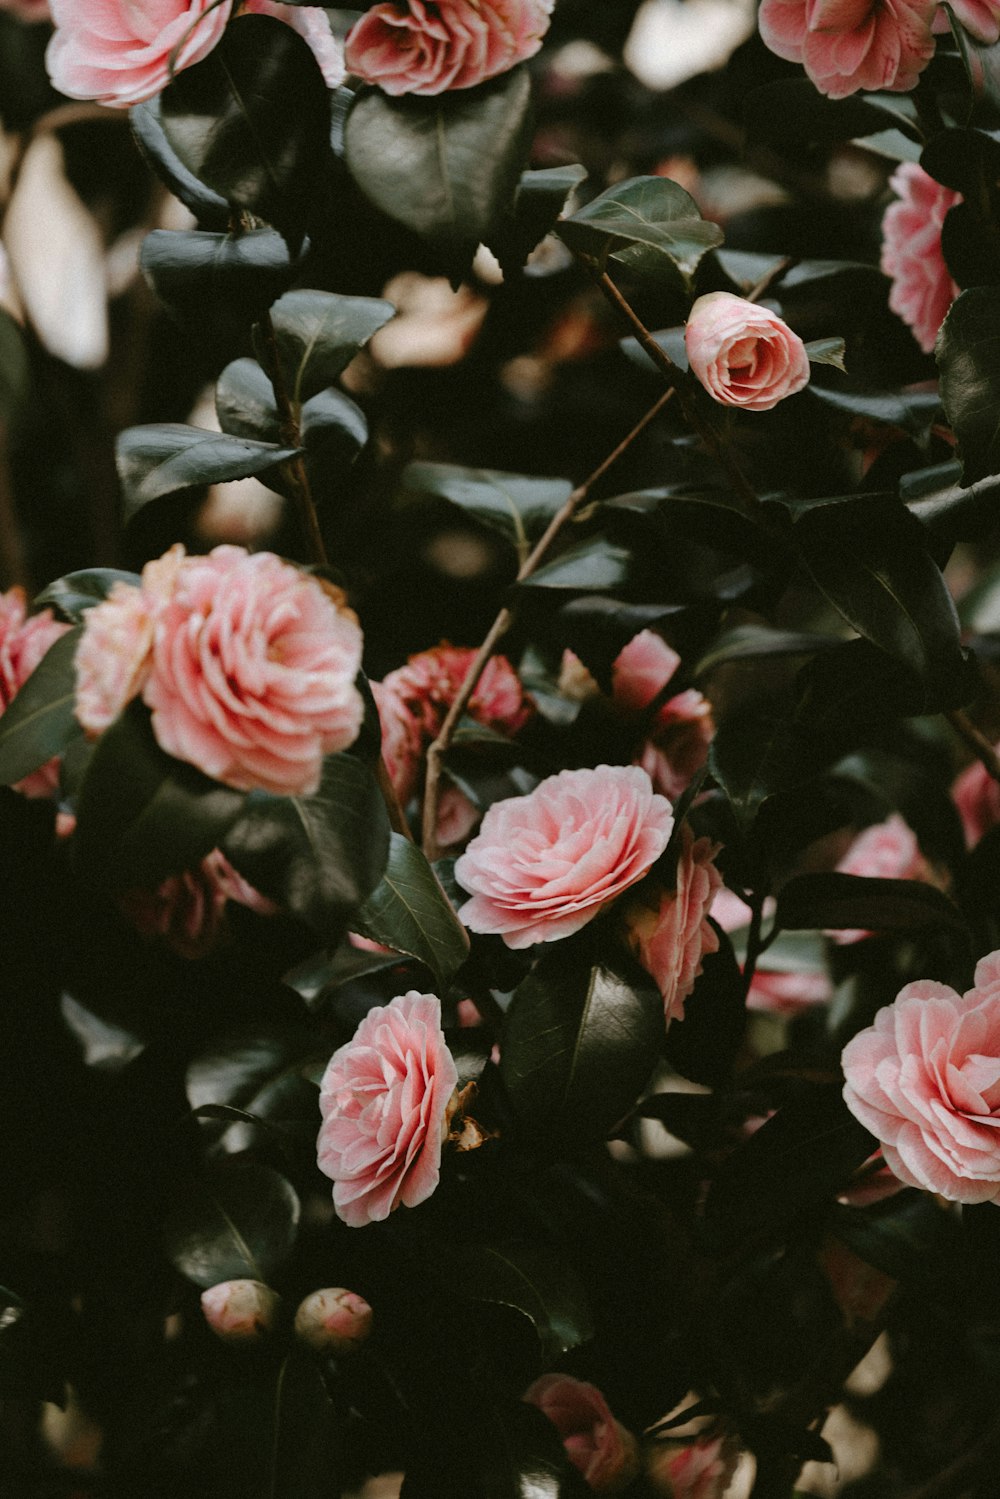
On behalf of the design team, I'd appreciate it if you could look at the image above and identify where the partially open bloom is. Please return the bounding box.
[758,0,936,99]
[456,765,675,949]
[881,162,960,354]
[294,1288,373,1353]
[623,823,723,1024]
[119,848,277,960]
[200,1280,280,1343]
[685,293,810,412]
[953,754,1000,847]
[524,1375,640,1494]
[0,587,71,798]
[46,0,234,108]
[842,950,1000,1203]
[345,0,552,97]
[317,992,458,1227]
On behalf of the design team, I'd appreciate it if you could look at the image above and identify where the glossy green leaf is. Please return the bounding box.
[116,424,299,517]
[486,163,587,274]
[401,462,572,559]
[774,871,970,939]
[164,1160,301,1289]
[520,537,633,593]
[901,459,1000,540]
[710,705,826,829]
[130,95,230,228]
[603,486,776,567]
[808,384,941,440]
[140,228,296,321]
[355,832,469,988]
[804,336,847,371]
[555,175,722,282]
[695,625,837,677]
[0,628,82,788]
[34,568,140,622]
[938,286,1000,484]
[452,1242,594,1362]
[187,1026,319,1151]
[344,68,534,253]
[260,289,396,409]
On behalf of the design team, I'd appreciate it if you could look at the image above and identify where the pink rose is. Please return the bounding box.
[119,847,277,960]
[0,587,71,798]
[240,1,346,86]
[881,162,960,354]
[294,1288,373,1352]
[455,765,675,950]
[143,546,364,796]
[623,823,723,1024]
[933,0,1000,41]
[841,949,1000,1203]
[685,292,810,412]
[200,1279,280,1342]
[758,0,936,98]
[953,755,1000,847]
[833,812,936,943]
[46,0,234,108]
[524,1375,640,1494]
[647,1435,738,1499]
[317,991,458,1227]
[345,0,552,97]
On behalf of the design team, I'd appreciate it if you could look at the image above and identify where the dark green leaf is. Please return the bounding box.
[774,871,970,940]
[0,627,82,788]
[902,459,1000,540]
[695,625,837,677]
[500,941,663,1141]
[486,163,587,275]
[355,832,469,988]
[555,175,722,284]
[938,286,1000,484]
[808,384,942,441]
[452,1242,594,1362]
[921,126,1000,196]
[743,78,920,156]
[603,486,776,567]
[664,923,746,1088]
[140,228,296,320]
[477,1400,593,1499]
[34,568,140,622]
[260,288,396,409]
[269,1353,337,1499]
[130,96,230,228]
[158,15,331,245]
[344,69,534,255]
[401,462,571,558]
[804,337,847,371]
[520,537,633,593]
[710,705,826,829]
[187,1026,319,1150]
[948,4,1000,112]
[164,1160,301,1289]
[116,424,299,517]
[832,1193,956,1285]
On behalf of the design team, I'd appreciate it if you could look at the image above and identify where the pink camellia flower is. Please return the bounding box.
[436,782,479,849]
[294,1288,373,1353]
[881,162,960,354]
[46,0,234,108]
[685,292,810,412]
[524,1375,640,1494]
[611,629,682,712]
[0,587,71,798]
[345,0,552,97]
[833,812,937,943]
[200,1279,280,1343]
[623,823,723,1024]
[758,0,936,99]
[317,991,459,1227]
[841,949,1000,1203]
[371,679,424,806]
[647,1435,738,1499]
[953,755,1000,848]
[119,847,277,960]
[455,765,675,950]
[143,546,364,796]
[241,1,346,86]
[933,0,1000,41]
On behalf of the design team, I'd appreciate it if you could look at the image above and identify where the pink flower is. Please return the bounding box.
[637,690,715,803]
[240,1,346,86]
[841,949,1000,1203]
[119,847,277,960]
[881,162,960,354]
[758,0,936,99]
[345,0,552,97]
[648,1435,738,1499]
[685,292,810,412]
[455,765,675,950]
[833,812,936,943]
[200,1280,280,1342]
[0,587,71,798]
[372,679,424,805]
[317,991,458,1227]
[143,546,363,796]
[623,823,723,1023]
[294,1287,373,1352]
[711,888,831,1014]
[524,1375,640,1494]
[46,0,234,108]
[611,630,682,712]
[953,755,1000,847]
[436,782,479,849]
[933,0,1000,41]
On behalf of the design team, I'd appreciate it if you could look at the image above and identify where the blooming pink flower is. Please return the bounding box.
[841,949,1000,1203]
[455,765,675,949]
[685,292,810,412]
[648,1435,738,1499]
[524,1375,640,1494]
[317,991,458,1227]
[833,812,936,943]
[953,755,1000,848]
[881,162,960,354]
[623,823,723,1023]
[241,1,345,86]
[119,847,277,960]
[0,587,71,798]
[200,1280,280,1342]
[933,0,1000,41]
[294,1287,373,1352]
[758,0,936,99]
[46,0,234,108]
[345,0,552,97]
[143,546,363,796]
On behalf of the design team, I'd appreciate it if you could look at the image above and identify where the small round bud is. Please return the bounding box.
[200,1279,280,1344]
[294,1288,373,1354]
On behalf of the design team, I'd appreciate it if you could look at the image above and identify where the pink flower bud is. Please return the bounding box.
[294,1288,373,1353]
[685,292,809,412]
[200,1280,280,1343]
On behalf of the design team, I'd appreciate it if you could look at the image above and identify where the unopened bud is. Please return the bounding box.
[200,1279,280,1343]
[294,1288,373,1353]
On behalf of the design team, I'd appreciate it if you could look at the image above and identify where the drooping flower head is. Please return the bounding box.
[881,161,960,354]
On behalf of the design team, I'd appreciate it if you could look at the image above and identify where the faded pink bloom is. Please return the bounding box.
[758,0,936,98]
[317,991,458,1227]
[524,1375,640,1494]
[345,0,552,97]
[834,812,936,943]
[841,949,1000,1203]
[200,1280,280,1342]
[933,0,1000,41]
[624,823,723,1024]
[294,1288,373,1352]
[436,781,479,849]
[638,690,715,804]
[0,587,71,798]
[456,765,675,950]
[953,755,1000,848]
[686,292,810,412]
[46,0,233,108]
[372,679,424,805]
[143,547,363,796]
[648,1435,738,1499]
[881,162,960,354]
[119,847,277,960]
[241,1,346,86]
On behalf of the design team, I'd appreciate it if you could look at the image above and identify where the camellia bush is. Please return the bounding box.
[3,0,1000,1496]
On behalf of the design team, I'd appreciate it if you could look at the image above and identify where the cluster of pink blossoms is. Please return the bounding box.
[0,586,70,798]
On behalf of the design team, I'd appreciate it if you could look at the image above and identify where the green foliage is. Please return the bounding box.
[164,1160,301,1288]
[555,175,723,285]
[354,832,470,987]
[0,628,82,788]
[260,288,396,408]
[937,286,1000,483]
[116,423,300,517]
